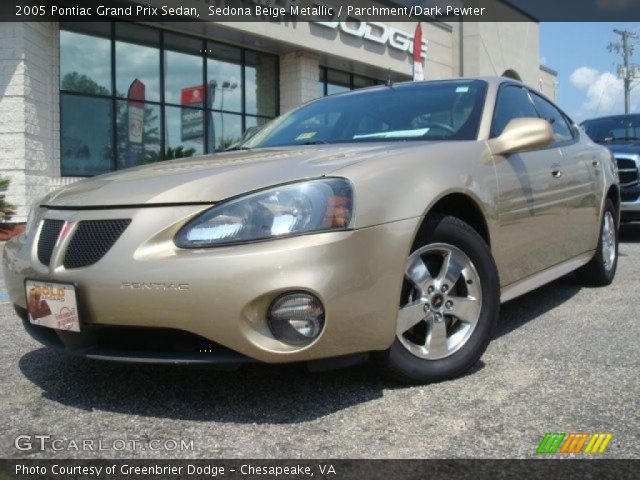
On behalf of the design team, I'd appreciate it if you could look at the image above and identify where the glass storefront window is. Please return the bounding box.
[116,100,161,169]
[207,42,242,113]
[327,69,350,96]
[318,67,380,97]
[164,33,204,105]
[59,22,279,176]
[353,75,376,90]
[165,106,204,158]
[115,23,161,101]
[60,94,113,176]
[60,22,111,96]
[207,112,243,152]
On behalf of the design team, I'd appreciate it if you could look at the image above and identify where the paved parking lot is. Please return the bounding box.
[1,226,639,459]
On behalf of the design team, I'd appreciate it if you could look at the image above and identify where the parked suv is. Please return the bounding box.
[3,77,619,384]
[581,114,640,223]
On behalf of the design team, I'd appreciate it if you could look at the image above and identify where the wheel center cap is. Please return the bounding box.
[431,293,445,309]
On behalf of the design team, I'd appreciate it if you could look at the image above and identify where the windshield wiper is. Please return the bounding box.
[225,145,252,151]
[300,140,329,145]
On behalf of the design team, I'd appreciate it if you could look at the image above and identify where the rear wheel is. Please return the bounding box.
[379,215,500,384]
[575,199,618,286]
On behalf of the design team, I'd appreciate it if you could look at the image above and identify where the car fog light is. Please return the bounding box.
[268,293,325,346]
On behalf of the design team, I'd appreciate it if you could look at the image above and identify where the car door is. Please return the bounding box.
[529,91,600,258]
[490,84,568,286]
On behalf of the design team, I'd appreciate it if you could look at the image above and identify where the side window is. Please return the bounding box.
[491,85,539,137]
[530,93,573,142]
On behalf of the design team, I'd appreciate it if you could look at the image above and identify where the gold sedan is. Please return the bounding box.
[3,77,619,383]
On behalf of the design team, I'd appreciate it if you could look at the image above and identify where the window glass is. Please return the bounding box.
[245,50,277,117]
[318,68,326,97]
[115,23,160,101]
[245,116,270,129]
[59,23,278,175]
[530,93,573,142]
[207,112,243,152]
[61,94,113,176]
[207,42,242,113]
[116,100,161,169]
[327,69,350,96]
[165,106,204,158]
[491,85,538,137]
[60,24,111,95]
[319,68,379,97]
[245,80,487,148]
[164,33,203,105]
[353,75,375,90]
[581,115,640,143]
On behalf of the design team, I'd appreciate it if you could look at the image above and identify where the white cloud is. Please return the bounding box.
[569,66,639,120]
[569,66,600,89]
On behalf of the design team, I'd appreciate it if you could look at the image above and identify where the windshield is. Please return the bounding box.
[243,80,488,148]
[581,115,640,143]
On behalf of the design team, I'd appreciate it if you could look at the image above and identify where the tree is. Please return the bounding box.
[0,178,15,222]
[144,146,197,162]
[61,72,110,96]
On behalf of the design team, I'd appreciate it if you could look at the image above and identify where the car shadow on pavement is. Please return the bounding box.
[18,348,387,424]
[495,274,581,340]
[620,223,640,243]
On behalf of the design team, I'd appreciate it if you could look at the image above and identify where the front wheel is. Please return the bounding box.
[378,215,500,384]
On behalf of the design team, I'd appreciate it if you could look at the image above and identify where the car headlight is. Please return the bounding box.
[174,178,353,248]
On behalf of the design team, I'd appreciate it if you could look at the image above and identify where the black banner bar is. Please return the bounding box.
[0,459,639,480]
[3,0,640,22]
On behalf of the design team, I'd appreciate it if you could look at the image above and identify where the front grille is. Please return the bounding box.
[37,219,64,266]
[621,189,640,202]
[620,171,638,185]
[616,156,639,187]
[63,219,131,269]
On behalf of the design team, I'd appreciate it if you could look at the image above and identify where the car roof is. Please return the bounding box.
[582,113,640,123]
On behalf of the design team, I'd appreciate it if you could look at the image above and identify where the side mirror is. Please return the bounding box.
[488,118,555,157]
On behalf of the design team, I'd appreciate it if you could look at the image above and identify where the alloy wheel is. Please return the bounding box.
[397,243,483,360]
[602,211,616,271]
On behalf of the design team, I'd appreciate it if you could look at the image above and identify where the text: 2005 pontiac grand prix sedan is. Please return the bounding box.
[3,77,619,383]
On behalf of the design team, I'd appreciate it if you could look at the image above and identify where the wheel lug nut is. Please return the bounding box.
[441,284,448,292]
[423,303,430,312]
[445,300,453,309]
[427,286,434,294]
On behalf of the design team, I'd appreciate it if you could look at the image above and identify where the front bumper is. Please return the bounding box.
[3,205,417,363]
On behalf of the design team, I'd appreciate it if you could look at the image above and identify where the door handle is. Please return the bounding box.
[592,160,600,167]
[551,169,563,178]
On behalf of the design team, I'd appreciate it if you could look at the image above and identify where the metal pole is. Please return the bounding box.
[612,29,637,115]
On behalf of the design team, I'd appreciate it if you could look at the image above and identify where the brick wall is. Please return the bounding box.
[0,21,58,223]
[279,51,320,114]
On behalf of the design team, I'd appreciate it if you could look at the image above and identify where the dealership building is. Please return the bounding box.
[0,4,557,224]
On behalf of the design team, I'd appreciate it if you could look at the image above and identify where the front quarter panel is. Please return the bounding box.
[339,141,498,230]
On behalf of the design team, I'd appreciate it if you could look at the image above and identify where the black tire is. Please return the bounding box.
[377,215,500,384]
[575,199,618,286]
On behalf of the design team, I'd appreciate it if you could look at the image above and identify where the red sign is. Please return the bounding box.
[181,85,205,106]
[127,79,146,108]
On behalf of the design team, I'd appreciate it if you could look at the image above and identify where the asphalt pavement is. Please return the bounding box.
[0,226,639,459]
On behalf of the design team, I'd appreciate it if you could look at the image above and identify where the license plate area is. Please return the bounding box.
[25,279,80,332]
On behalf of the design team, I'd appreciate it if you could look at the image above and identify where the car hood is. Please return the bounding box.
[43,144,416,208]
[603,142,640,155]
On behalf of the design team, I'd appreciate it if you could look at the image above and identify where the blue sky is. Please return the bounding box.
[540,22,640,122]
